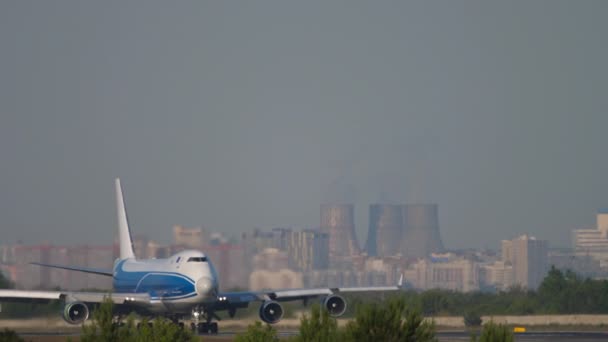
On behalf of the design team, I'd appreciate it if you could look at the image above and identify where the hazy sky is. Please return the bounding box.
[1,1,607,249]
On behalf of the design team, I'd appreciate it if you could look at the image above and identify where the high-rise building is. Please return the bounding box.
[249,269,303,291]
[271,228,292,251]
[205,243,246,291]
[10,244,114,290]
[288,229,329,271]
[403,255,479,292]
[253,248,289,271]
[572,210,608,263]
[172,225,205,249]
[509,234,548,290]
[13,244,50,289]
[132,235,148,259]
[597,209,608,238]
[548,250,601,278]
[146,240,170,259]
[501,240,514,264]
[481,261,514,291]
[242,228,288,253]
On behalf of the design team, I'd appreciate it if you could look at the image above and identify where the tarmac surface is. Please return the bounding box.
[6,317,608,341]
[17,330,608,341]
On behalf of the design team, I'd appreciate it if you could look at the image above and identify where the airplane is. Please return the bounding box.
[0,178,403,334]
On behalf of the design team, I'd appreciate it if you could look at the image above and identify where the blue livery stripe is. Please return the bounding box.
[112,260,197,298]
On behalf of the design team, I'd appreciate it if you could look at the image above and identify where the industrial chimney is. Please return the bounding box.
[400,204,444,258]
[365,204,403,257]
[320,204,360,257]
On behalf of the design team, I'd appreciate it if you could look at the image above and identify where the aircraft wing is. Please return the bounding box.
[220,275,403,304]
[30,262,114,277]
[0,289,149,305]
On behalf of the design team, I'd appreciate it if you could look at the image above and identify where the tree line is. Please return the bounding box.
[405,266,608,316]
[2,266,608,319]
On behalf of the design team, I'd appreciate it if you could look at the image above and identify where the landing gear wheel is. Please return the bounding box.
[178,322,184,330]
[209,322,218,334]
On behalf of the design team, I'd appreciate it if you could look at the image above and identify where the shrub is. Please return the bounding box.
[81,298,121,342]
[343,296,437,342]
[470,321,514,342]
[234,321,279,342]
[0,329,24,342]
[81,298,195,342]
[464,310,482,327]
[293,304,341,342]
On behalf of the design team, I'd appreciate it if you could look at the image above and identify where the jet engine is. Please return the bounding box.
[322,295,347,317]
[63,302,90,324]
[258,301,283,324]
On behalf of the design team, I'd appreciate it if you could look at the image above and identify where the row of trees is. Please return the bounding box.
[339,266,608,317]
[3,266,608,319]
[78,297,432,342]
[0,304,518,342]
[80,299,196,342]
[218,266,608,323]
[0,272,63,318]
[235,297,513,342]
[79,296,513,342]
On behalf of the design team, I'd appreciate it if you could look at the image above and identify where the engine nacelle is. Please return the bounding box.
[63,302,90,325]
[258,301,283,324]
[322,295,347,317]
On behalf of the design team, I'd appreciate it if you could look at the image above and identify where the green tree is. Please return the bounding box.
[0,329,24,342]
[343,296,437,342]
[470,321,514,342]
[293,304,341,342]
[81,298,122,342]
[81,298,195,342]
[234,321,279,342]
[0,272,13,290]
[420,289,450,315]
[538,266,567,313]
[147,317,194,342]
[463,310,482,327]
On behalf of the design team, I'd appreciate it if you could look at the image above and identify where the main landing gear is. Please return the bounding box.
[190,306,219,334]
[190,321,218,334]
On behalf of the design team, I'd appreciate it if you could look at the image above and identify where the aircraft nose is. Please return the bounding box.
[196,277,215,297]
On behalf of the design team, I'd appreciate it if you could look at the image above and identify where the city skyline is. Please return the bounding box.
[8,197,608,293]
[0,223,556,293]
[0,197,601,250]
[1,2,608,249]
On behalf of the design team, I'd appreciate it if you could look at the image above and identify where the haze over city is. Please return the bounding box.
[1,1,607,249]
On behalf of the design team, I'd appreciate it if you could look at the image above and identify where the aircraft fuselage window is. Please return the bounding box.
[187,257,207,262]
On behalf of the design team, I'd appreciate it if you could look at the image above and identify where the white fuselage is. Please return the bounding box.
[112,250,219,314]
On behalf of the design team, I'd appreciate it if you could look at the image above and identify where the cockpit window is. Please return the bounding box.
[187,257,207,262]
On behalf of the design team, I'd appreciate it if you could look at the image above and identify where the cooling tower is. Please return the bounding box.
[400,204,444,258]
[365,204,403,257]
[320,204,360,257]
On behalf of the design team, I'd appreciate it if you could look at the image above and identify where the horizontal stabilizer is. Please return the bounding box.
[31,262,113,277]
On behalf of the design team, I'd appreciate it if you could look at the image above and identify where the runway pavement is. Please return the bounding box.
[17,330,608,341]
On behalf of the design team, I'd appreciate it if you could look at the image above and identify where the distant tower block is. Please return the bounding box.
[400,204,444,258]
[365,204,403,257]
[320,204,360,257]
